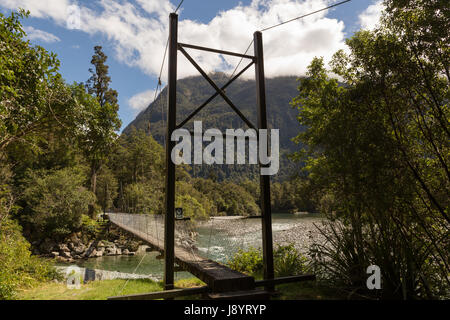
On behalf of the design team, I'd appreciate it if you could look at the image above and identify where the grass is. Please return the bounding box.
[17,278,205,300]
[17,277,343,300]
[275,281,344,300]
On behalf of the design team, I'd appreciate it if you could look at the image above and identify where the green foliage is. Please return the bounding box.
[227,245,308,277]
[122,182,162,215]
[227,247,263,275]
[21,167,95,239]
[292,0,449,299]
[0,10,79,153]
[0,218,58,299]
[112,127,164,186]
[273,244,308,277]
[175,194,207,220]
[80,214,107,238]
[193,178,259,216]
[95,167,118,212]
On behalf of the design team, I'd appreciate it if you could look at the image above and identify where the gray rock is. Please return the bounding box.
[60,250,71,258]
[50,251,59,257]
[106,247,117,256]
[57,243,69,252]
[88,249,98,258]
[95,248,104,257]
[39,239,56,253]
[97,241,106,248]
[72,243,86,255]
[69,234,81,244]
[123,249,130,255]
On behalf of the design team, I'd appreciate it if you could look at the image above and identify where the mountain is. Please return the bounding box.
[123,73,304,181]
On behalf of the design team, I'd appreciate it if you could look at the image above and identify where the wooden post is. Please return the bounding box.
[254,31,274,292]
[164,12,178,291]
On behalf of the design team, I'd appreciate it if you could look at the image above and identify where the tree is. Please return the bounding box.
[21,167,95,240]
[291,0,449,298]
[95,166,118,213]
[0,10,78,152]
[76,46,121,216]
[86,46,118,108]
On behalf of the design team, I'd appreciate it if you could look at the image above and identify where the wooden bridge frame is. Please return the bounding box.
[164,12,274,292]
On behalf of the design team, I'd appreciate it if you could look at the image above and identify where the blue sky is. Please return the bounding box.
[0,0,383,131]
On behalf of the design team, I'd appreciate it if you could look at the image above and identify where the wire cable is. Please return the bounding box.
[260,0,351,32]
[227,0,351,81]
[149,0,186,145]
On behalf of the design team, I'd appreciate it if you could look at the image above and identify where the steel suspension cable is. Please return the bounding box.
[227,0,351,81]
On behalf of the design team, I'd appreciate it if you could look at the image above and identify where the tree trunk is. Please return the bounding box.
[88,165,98,218]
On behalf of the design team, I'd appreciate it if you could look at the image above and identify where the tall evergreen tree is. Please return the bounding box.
[86,46,118,107]
[81,46,121,216]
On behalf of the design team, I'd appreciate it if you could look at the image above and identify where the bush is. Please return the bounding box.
[227,244,307,277]
[22,167,95,239]
[0,218,58,299]
[274,244,308,277]
[227,247,263,275]
[81,214,107,238]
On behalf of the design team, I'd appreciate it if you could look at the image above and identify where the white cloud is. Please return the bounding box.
[359,0,384,30]
[128,90,156,112]
[0,0,71,22]
[0,0,348,81]
[23,26,60,43]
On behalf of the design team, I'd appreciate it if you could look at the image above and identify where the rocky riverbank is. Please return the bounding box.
[32,225,143,263]
[200,215,327,256]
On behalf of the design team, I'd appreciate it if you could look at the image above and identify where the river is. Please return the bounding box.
[71,213,323,280]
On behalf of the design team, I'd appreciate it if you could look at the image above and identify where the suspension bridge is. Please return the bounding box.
[108,213,255,292]
[107,213,315,300]
[107,0,353,299]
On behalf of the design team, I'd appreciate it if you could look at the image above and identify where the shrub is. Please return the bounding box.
[175,194,208,220]
[227,247,263,275]
[273,244,308,277]
[81,214,107,238]
[0,218,58,299]
[227,244,307,277]
[22,167,95,239]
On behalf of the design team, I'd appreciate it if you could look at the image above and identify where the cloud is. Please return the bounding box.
[359,0,384,30]
[0,0,71,22]
[23,26,60,43]
[128,89,156,113]
[0,0,348,81]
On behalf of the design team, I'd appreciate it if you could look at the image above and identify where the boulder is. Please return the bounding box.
[59,250,71,258]
[106,247,117,256]
[88,249,98,258]
[97,241,106,248]
[122,249,130,255]
[39,239,56,253]
[57,243,69,252]
[50,251,59,258]
[69,234,81,244]
[72,243,86,255]
[95,250,103,257]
